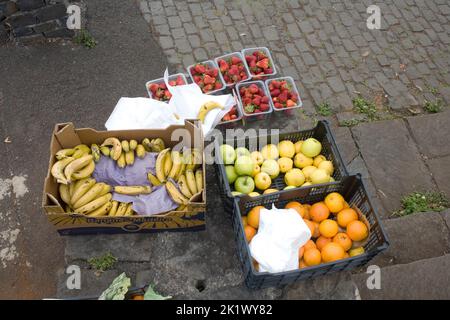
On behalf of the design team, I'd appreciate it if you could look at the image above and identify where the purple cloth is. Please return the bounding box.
[92,153,178,216]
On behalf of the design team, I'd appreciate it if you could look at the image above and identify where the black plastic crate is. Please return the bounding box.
[214,120,349,213]
[231,175,389,289]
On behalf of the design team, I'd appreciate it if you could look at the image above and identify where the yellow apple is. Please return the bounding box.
[261,144,279,160]
[254,172,271,190]
[310,168,330,184]
[284,186,296,190]
[263,188,278,194]
[294,140,303,154]
[248,192,260,197]
[278,140,295,158]
[302,181,312,187]
[302,165,317,181]
[284,168,305,187]
[251,163,261,177]
[294,152,313,169]
[318,160,334,175]
[277,157,293,173]
[301,138,322,158]
[251,151,264,166]
[313,155,327,167]
[261,159,280,179]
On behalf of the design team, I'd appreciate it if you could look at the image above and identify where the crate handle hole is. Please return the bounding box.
[195,279,206,292]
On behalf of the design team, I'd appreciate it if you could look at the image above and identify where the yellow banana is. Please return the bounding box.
[142,138,152,152]
[70,178,96,205]
[125,150,135,166]
[129,140,138,151]
[185,169,198,195]
[121,140,130,153]
[108,200,119,216]
[124,203,134,216]
[59,184,71,206]
[51,157,75,184]
[163,151,173,177]
[117,153,126,168]
[195,169,203,192]
[76,193,112,215]
[176,204,186,211]
[176,162,186,180]
[197,101,224,123]
[115,202,128,216]
[151,138,165,152]
[64,155,93,183]
[72,144,91,159]
[147,172,162,186]
[71,160,95,180]
[155,148,170,182]
[99,183,112,197]
[73,182,107,209]
[114,185,152,195]
[136,144,146,158]
[56,148,75,160]
[101,137,122,160]
[91,144,101,162]
[69,181,75,199]
[177,174,193,198]
[168,151,182,179]
[186,148,202,171]
[100,146,110,156]
[87,201,112,217]
[165,180,189,205]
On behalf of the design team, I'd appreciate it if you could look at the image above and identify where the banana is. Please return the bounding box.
[56,148,75,160]
[70,178,96,205]
[147,172,162,186]
[176,204,186,211]
[73,144,91,159]
[168,151,182,179]
[187,148,202,171]
[117,153,126,168]
[176,162,186,180]
[101,137,122,160]
[185,169,198,195]
[142,138,152,152]
[165,180,189,205]
[124,203,134,216]
[136,144,146,158]
[177,174,193,198]
[65,204,73,213]
[100,146,110,156]
[64,155,94,183]
[71,160,95,180]
[76,193,112,215]
[155,148,170,182]
[151,138,165,152]
[163,151,173,177]
[91,144,101,162]
[125,150,135,166]
[87,201,112,217]
[73,182,107,209]
[129,140,138,151]
[51,157,75,184]
[115,202,128,216]
[108,200,119,216]
[121,140,130,153]
[99,183,112,197]
[197,101,224,123]
[59,184,71,205]
[195,169,203,192]
[69,181,75,199]
[114,185,152,195]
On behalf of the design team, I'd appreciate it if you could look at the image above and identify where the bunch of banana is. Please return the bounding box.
[52,151,95,185]
[197,101,224,123]
[106,201,135,216]
[100,138,142,168]
[175,168,204,200]
[142,138,165,152]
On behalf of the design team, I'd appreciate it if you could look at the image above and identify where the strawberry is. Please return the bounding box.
[252,96,261,106]
[274,102,283,109]
[214,81,223,90]
[203,74,215,85]
[231,114,237,119]
[193,75,202,83]
[249,84,259,94]
[278,91,288,103]
[169,80,176,86]
[149,83,159,94]
[203,84,213,92]
[256,58,269,69]
[176,76,184,85]
[272,80,281,89]
[228,65,239,76]
[164,91,172,99]
[194,64,206,74]
[243,97,252,105]
[160,83,167,90]
[264,68,273,74]
[286,99,296,107]
[260,103,270,111]
[231,56,241,65]
[261,96,269,103]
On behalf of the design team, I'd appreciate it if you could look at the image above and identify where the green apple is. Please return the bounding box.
[284,168,305,187]
[220,144,236,165]
[251,151,264,166]
[261,159,280,179]
[254,172,272,190]
[234,155,254,176]
[235,147,251,158]
[301,138,322,158]
[234,176,255,194]
[225,165,238,184]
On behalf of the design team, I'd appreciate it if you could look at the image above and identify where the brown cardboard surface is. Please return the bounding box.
[42,120,206,235]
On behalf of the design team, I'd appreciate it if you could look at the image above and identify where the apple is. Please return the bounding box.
[294,152,313,169]
[302,181,312,187]
[251,151,264,165]
[225,165,238,184]
[313,155,327,167]
[263,188,278,194]
[310,168,330,184]
[261,159,280,179]
[294,140,303,154]
[248,192,260,197]
[235,147,251,158]
[234,155,254,176]
[251,163,261,177]
[277,157,293,173]
[231,191,243,196]
[220,144,236,165]
[318,160,334,175]
[234,176,255,194]
[284,168,305,187]
[301,138,322,158]
[254,172,272,190]
[302,165,317,181]
[261,144,279,160]
[284,186,296,190]
[278,140,295,158]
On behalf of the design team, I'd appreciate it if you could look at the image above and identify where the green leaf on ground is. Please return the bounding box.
[393,191,449,217]
[88,252,118,272]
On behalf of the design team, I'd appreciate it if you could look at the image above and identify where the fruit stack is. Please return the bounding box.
[242,47,276,79]
[146,74,187,102]
[242,191,369,271]
[220,137,335,197]
[188,61,225,94]
[265,77,302,114]
[236,81,272,119]
[215,52,250,86]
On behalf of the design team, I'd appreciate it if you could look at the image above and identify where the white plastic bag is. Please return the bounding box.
[249,205,311,273]
[105,69,234,136]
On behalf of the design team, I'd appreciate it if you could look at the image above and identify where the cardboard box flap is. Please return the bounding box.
[54,122,82,148]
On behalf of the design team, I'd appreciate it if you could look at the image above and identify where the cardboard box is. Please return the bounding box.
[42,120,206,235]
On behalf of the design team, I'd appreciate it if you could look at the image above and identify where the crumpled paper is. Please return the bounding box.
[249,205,311,273]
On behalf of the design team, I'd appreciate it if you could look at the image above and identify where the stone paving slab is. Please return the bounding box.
[427,155,450,198]
[407,110,450,159]
[352,119,436,214]
[352,254,450,300]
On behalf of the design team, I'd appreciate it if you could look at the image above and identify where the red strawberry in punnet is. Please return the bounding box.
[231,56,241,65]
[149,83,159,94]
[203,74,215,85]
[194,64,206,74]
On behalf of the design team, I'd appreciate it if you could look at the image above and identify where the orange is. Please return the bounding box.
[312,221,320,238]
[337,208,358,228]
[304,219,315,237]
[343,201,350,209]
[304,239,316,251]
[310,202,330,222]
[316,236,331,251]
[347,220,368,241]
[132,295,144,300]
[324,192,345,213]
[299,259,307,269]
[285,201,306,218]
[298,246,305,259]
[303,248,322,266]
[318,219,339,238]
[247,206,264,229]
[321,242,345,263]
[302,204,311,220]
[244,225,257,242]
[241,216,248,227]
[343,252,350,259]
[332,232,353,251]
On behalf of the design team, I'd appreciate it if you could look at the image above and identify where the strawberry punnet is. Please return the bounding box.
[148,75,185,102]
[238,82,271,115]
[217,55,249,85]
[221,106,239,122]
[245,50,273,77]
[267,78,299,109]
[190,63,224,93]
